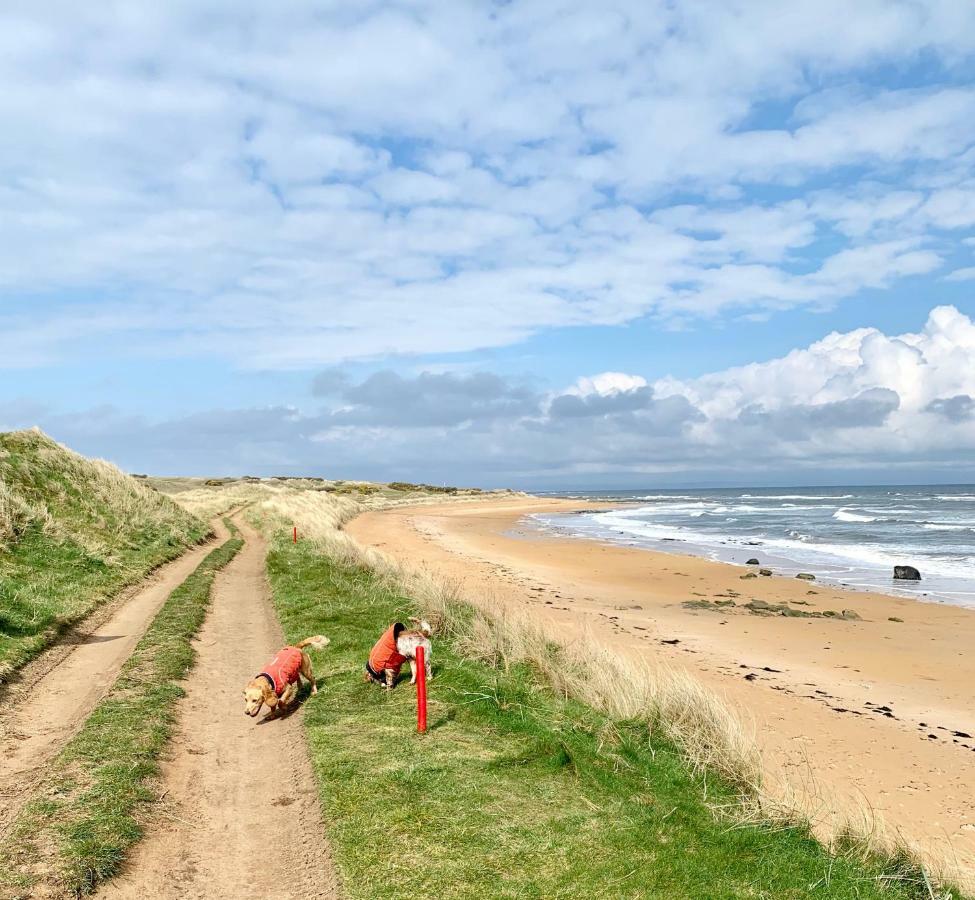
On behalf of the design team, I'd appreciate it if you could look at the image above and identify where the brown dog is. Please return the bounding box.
[243,635,329,718]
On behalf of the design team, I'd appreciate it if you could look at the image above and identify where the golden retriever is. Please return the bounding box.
[243,635,329,718]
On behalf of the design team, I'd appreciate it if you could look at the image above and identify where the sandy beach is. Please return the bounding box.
[347,495,975,887]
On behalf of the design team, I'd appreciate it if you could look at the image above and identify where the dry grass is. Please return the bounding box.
[0,429,207,679]
[0,429,195,558]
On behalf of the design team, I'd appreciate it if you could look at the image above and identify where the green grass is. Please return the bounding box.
[264,538,953,900]
[0,523,243,898]
[0,430,207,679]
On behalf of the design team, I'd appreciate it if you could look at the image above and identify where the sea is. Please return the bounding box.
[532,485,975,608]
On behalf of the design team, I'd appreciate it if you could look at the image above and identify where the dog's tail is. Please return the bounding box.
[409,617,433,637]
[296,634,330,651]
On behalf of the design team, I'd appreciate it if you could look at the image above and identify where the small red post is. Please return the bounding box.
[416,645,427,733]
[293,525,298,544]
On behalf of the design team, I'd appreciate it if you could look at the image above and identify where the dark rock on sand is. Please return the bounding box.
[840,609,861,620]
[746,558,760,565]
[759,568,772,576]
[682,599,735,612]
[893,565,921,581]
[796,572,816,581]
[745,599,818,618]
[740,572,758,579]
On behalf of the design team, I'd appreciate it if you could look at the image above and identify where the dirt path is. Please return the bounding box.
[100,516,339,900]
[0,522,228,836]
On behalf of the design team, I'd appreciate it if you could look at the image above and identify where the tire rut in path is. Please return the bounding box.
[0,521,228,837]
[100,516,340,900]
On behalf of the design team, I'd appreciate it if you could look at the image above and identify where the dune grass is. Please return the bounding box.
[0,523,243,899]
[265,533,948,900]
[0,429,206,680]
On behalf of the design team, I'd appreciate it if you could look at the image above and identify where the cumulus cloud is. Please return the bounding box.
[10,307,974,486]
[1,3,975,368]
[926,395,975,420]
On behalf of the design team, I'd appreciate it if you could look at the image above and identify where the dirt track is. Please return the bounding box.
[99,516,339,900]
[0,522,227,837]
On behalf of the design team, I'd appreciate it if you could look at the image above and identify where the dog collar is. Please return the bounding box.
[257,672,278,695]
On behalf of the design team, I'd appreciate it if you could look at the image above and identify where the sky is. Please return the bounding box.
[2,0,975,488]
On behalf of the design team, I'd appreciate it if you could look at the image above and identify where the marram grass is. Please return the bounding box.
[0,429,206,679]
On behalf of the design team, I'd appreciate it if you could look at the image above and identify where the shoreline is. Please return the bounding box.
[530,508,975,608]
[530,490,975,608]
[346,494,975,890]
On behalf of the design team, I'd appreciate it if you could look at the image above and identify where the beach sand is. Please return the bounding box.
[347,496,975,888]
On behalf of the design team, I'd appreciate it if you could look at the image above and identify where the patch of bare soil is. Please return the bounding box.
[99,516,339,900]
[0,524,227,837]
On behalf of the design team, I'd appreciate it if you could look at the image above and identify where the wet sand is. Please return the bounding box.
[347,496,975,889]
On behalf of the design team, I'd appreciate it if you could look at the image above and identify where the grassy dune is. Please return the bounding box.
[0,429,206,679]
[265,532,944,899]
[0,524,243,898]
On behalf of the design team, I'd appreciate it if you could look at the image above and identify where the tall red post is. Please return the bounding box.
[416,645,428,733]
[293,525,298,544]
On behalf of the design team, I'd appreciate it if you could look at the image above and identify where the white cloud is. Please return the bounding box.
[565,373,649,397]
[0,2,974,371]
[10,307,974,483]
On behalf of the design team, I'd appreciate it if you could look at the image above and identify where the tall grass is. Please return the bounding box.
[0,429,196,557]
[0,429,207,679]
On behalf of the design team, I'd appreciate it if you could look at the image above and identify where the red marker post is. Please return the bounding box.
[293,525,298,544]
[415,645,428,733]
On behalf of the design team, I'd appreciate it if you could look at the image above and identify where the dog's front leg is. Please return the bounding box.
[408,659,417,685]
[384,668,395,690]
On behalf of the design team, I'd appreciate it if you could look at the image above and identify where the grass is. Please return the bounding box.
[264,534,952,900]
[0,429,207,679]
[0,522,243,898]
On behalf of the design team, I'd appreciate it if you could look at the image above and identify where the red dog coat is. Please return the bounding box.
[368,623,408,677]
[261,646,303,696]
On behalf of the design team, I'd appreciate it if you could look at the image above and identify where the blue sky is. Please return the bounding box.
[2,1,975,487]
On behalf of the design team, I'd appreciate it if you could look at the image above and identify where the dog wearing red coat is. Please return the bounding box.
[364,618,432,689]
[243,635,330,718]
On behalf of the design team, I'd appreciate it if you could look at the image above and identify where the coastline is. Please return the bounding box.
[346,494,975,889]
[532,490,975,608]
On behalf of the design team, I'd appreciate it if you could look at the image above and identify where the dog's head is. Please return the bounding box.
[243,677,276,717]
[409,616,433,637]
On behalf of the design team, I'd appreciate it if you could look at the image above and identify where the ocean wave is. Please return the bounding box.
[833,508,877,523]
[936,495,975,502]
[538,511,975,585]
[739,493,854,500]
[921,523,973,531]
